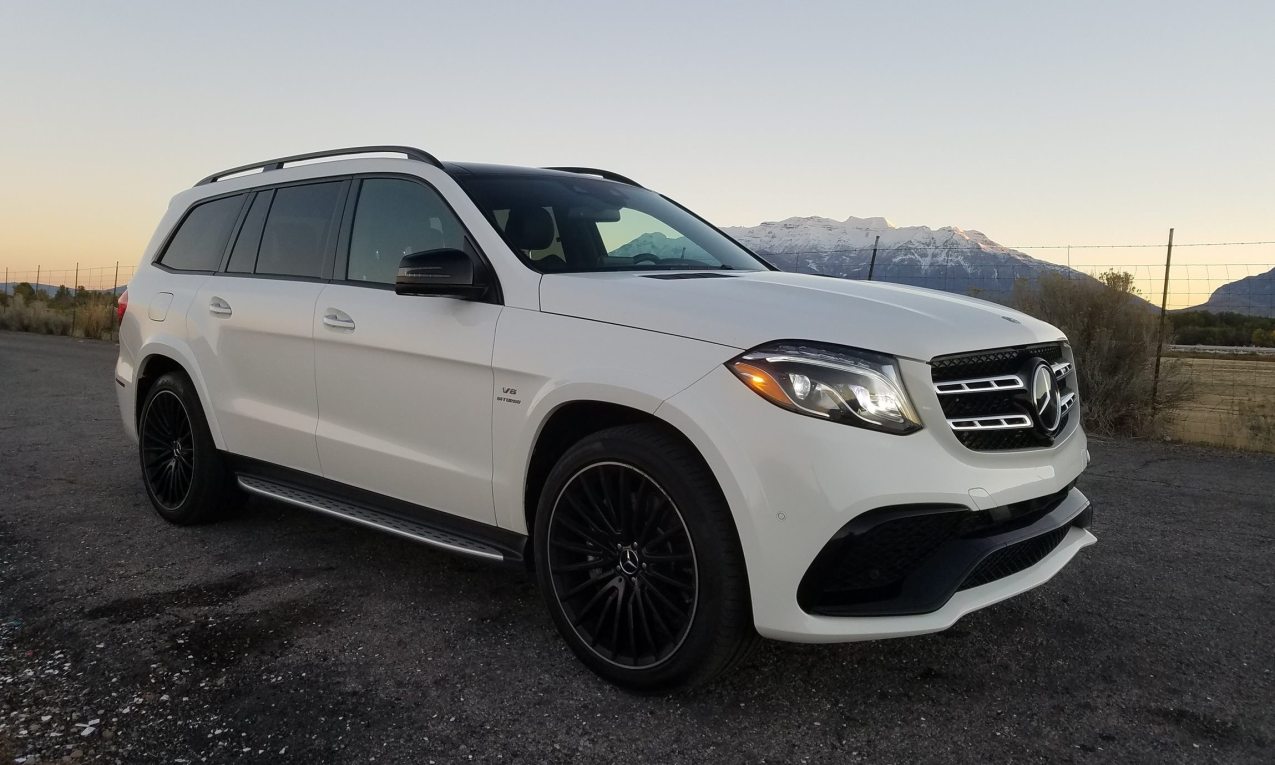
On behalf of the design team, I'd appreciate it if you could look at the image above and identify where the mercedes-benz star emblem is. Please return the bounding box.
[618,546,641,576]
[1030,360,1063,434]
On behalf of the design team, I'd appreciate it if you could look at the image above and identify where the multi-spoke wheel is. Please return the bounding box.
[137,371,241,525]
[534,424,757,692]
[141,390,195,509]
[547,462,698,669]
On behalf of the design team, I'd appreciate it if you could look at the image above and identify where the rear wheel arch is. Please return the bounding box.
[135,353,221,447]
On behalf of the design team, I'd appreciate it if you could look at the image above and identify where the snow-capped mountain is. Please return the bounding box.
[721,215,1086,300]
[1188,266,1275,317]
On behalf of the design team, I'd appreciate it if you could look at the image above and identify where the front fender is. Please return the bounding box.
[490,308,739,533]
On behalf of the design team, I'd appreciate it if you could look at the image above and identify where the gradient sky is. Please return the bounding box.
[1,0,1272,280]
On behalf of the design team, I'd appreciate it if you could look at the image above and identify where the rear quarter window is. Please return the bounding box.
[157,194,245,271]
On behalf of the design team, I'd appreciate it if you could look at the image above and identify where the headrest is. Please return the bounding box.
[505,206,555,251]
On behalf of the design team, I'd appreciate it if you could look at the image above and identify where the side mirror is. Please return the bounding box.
[395,249,489,299]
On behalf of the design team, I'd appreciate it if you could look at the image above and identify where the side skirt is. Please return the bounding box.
[226,454,527,566]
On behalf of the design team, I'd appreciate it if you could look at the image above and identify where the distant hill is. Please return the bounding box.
[1188,266,1275,317]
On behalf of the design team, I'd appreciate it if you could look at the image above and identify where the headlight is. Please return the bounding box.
[727,342,922,434]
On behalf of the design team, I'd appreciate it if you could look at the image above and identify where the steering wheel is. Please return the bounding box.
[631,253,661,265]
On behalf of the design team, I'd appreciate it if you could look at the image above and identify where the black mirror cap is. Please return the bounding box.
[395,248,489,298]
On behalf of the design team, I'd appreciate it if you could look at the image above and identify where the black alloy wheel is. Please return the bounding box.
[137,371,242,525]
[533,424,757,692]
[546,461,698,669]
[141,390,195,509]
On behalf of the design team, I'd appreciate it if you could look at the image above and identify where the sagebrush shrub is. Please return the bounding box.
[0,293,116,339]
[1011,271,1190,436]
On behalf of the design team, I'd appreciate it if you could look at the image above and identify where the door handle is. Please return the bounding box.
[322,310,356,330]
[209,297,232,317]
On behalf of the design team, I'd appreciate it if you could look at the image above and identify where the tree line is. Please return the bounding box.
[1171,310,1275,347]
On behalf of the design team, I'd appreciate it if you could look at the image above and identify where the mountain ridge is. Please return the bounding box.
[718,214,1087,299]
[1188,266,1275,317]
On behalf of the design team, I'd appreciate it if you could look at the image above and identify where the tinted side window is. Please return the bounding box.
[256,182,345,278]
[226,191,272,274]
[347,179,467,284]
[159,195,244,271]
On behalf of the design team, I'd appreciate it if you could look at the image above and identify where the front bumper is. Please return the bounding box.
[797,485,1092,618]
[655,361,1094,643]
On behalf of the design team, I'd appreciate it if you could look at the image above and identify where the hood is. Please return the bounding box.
[538,271,1065,360]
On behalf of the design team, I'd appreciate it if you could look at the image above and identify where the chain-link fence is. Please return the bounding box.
[0,264,135,340]
[3,245,1274,452]
[1,263,135,296]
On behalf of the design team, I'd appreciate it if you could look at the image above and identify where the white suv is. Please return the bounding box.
[116,146,1094,691]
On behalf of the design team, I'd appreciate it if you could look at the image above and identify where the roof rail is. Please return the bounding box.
[195,145,444,186]
[544,166,643,188]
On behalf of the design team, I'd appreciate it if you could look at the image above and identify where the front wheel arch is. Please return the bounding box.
[523,402,738,562]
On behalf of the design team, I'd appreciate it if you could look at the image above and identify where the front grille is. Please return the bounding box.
[958,525,1070,590]
[930,342,1076,451]
[931,343,1065,382]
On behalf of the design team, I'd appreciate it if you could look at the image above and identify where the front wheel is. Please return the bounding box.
[533,424,757,692]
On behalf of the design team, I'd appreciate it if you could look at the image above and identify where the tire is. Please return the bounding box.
[533,423,757,693]
[137,371,243,525]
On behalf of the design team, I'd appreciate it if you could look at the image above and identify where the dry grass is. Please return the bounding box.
[1159,356,1275,453]
[0,294,117,340]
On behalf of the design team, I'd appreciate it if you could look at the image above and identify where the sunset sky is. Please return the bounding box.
[1,0,1271,290]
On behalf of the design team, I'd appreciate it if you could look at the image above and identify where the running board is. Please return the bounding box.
[237,474,509,562]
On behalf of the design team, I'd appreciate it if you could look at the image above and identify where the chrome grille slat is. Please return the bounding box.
[948,414,1034,431]
[933,374,1025,395]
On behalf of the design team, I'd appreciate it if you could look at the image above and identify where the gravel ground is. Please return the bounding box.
[1,329,1272,764]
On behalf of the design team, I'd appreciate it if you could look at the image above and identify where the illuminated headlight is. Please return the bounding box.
[727,343,922,435]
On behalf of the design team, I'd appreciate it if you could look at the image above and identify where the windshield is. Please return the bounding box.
[456,175,769,273]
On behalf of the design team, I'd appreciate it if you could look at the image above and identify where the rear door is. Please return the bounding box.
[313,176,502,524]
[189,179,349,476]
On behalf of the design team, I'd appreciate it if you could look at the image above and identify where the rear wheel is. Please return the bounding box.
[138,372,241,525]
[533,424,757,692]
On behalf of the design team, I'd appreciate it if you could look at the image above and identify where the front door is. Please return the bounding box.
[312,177,502,524]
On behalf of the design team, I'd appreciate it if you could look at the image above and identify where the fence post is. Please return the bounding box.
[71,262,79,334]
[867,235,880,280]
[1151,228,1175,412]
